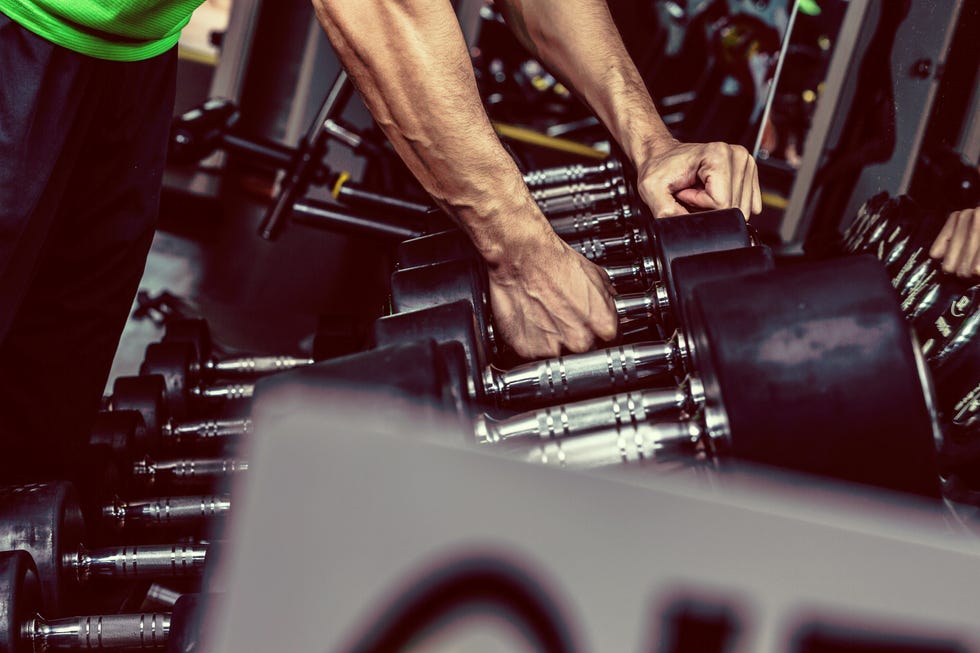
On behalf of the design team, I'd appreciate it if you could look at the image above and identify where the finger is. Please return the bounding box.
[942,210,972,274]
[587,292,619,342]
[729,149,744,215]
[969,233,980,278]
[957,210,980,278]
[675,187,725,211]
[930,211,959,259]
[750,160,762,216]
[740,154,754,219]
[565,325,595,354]
[701,142,735,209]
[645,190,691,218]
[590,264,618,297]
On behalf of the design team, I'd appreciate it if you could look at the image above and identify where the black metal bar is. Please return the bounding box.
[292,198,427,240]
[258,70,354,240]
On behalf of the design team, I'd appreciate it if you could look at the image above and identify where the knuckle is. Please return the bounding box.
[708,141,728,157]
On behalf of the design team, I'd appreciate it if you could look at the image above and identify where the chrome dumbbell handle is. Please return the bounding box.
[504,417,704,469]
[103,494,231,530]
[28,612,171,650]
[566,227,649,263]
[614,286,668,323]
[162,417,253,443]
[190,382,255,401]
[523,158,622,188]
[483,340,681,406]
[533,181,627,216]
[549,204,636,238]
[206,354,314,376]
[143,584,183,610]
[68,542,208,582]
[475,383,692,445]
[132,457,248,485]
[603,256,659,292]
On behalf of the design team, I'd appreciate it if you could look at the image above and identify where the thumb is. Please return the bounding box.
[642,185,690,218]
[676,187,722,210]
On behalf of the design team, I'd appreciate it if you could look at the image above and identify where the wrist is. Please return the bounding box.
[480,208,560,274]
[627,131,678,171]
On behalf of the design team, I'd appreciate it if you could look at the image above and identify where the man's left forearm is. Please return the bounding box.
[495,0,761,219]
[494,0,674,164]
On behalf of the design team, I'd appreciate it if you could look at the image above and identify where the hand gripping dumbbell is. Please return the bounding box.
[476,256,944,500]
[378,246,773,412]
[0,550,190,651]
[107,377,252,451]
[389,209,753,360]
[0,483,209,615]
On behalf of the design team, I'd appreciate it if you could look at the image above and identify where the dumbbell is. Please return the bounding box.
[843,195,948,306]
[138,344,257,419]
[107,377,252,451]
[161,319,314,381]
[0,550,192,651]
[477,257,944,500]
[930,304,980,440]
[389,209,753,360]
[380,246,773,413]
[840,192,891,253]
[131,456,248,492]
[467,246,770,417]
[529,176,634,218]
[523,157,625,189]
[101,494,231,534]
[0,483,209,614]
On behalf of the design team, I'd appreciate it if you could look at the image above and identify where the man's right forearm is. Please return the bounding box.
[312,0,619,358]
[310,0,550,264]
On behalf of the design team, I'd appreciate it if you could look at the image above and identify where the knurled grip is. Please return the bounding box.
[535,190,619,215]
[614,289,661,322]
[132,457,249,486]
[30,613,171,649]
[475,386,690,445]
[523,159,621,188]
[549,208,630,238]
[70,542,208,582]
[191,382,255,400]
[603,256,659,292]
[483,341,679,406]
[504,419,704,469]
[566,228,648,263]
[103,494,231,530]
[163,417,252,443]
[209,355,314,376]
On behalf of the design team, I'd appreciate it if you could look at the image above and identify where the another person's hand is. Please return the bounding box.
[930,207,980,279]
[634,139,762,219]
[487,228,618,359]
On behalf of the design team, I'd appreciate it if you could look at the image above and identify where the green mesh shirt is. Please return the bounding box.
[0,0,204,61]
